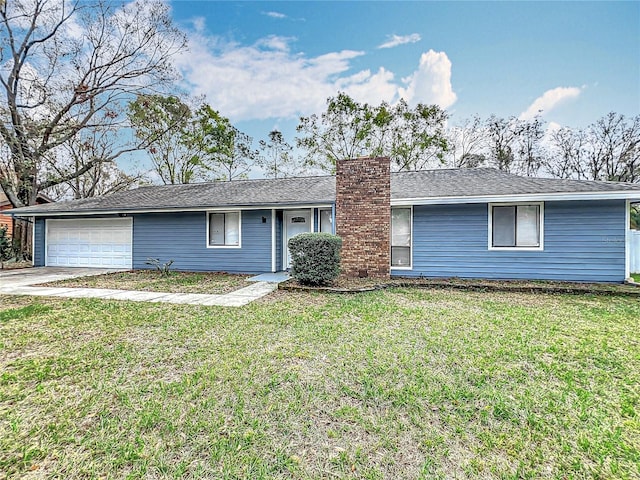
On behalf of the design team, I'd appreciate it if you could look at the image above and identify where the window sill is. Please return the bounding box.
[489,246,543,251]
[207,244,242,249]
[391,265,413,270]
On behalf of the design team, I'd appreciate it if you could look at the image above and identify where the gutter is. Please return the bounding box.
[392,191,640,206]
[8,215,34,224]
[8,202,337,217]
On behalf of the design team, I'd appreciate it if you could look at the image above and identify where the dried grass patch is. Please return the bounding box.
[41,270,250,295]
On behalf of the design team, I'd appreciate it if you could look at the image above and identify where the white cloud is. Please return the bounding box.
[398,50,457,109]
[339,68,398,105]
[546,121,562,132]
[0,61,49,119]
[256,35,294,52]
[191,16,206,33]
[378,33,421,49]
[519,86,582,120]
[175,34,360,120]
[176,32,457,121]
[263,11,287,19]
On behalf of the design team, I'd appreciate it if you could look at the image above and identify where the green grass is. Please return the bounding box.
[41,270,250,294]
[1,289,639,479]
[632,273,640,283]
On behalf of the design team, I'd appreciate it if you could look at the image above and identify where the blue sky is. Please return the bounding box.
[168,1,639,152]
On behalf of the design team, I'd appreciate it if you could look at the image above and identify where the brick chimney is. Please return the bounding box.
[335,157,391,278]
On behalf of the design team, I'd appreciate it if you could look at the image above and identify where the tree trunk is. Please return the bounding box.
[13,218,32,261]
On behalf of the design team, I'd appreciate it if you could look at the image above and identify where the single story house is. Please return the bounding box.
[9,157,640,282]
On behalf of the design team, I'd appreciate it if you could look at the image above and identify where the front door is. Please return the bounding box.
[284,209,311,269]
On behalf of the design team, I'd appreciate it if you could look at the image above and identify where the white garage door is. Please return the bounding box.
[46,218,133,268]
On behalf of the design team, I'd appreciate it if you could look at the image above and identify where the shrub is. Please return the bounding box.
[0,225,13,262]
[289,233,342,286]
[145,257,174,276]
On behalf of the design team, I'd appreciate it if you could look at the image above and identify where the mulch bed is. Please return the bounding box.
[279,276,640,296]
[0,261,32,270]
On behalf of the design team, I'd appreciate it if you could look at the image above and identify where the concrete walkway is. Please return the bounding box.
[0,267,280,307]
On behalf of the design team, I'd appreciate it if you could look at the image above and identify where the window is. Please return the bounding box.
[490,203,542,249]
[319,209,333,233]
[208,211,240,247]
[391,207,411,268]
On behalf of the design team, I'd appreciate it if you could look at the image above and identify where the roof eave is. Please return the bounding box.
[8,200,336,217]
[10,190,640,216]
[391,191,640,206]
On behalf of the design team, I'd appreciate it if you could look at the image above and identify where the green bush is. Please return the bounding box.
[0,225,13,262]
[289,233,342,286]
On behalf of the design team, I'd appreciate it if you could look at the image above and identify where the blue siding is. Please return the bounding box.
[393,200,626,282]
[133,210,272,273]
[34,218,45,267]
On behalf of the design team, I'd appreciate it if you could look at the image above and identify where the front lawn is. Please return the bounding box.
[41,270,250,295]
[1,289,638,479]
[632,273,640,283]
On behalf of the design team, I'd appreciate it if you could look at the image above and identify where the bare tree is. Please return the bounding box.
[0,0,186,208]
[45,122,146,199]
[545,127,587,179]
[480,115,546,175]
[544,113,640,182]
[47,162,144,200]
[484,115,518,172]
[446,115,486,168]
[585,112,640,182]
[513,115,545,177]
[258,130,298,179]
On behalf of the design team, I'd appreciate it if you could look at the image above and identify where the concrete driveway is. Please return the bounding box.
[0,267,127,288]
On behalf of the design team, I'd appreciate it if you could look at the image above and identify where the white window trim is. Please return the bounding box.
[271,208,276,272]
[391,206,413,270]
[32,218,36,265]
[206,210,242,249]
[44,219,48,266]
[488,202,544,251]
[625,200,630,280]
[318,207,333,234]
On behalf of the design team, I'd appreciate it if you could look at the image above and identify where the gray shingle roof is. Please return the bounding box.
[392,168,640,198]
[9,168,640,216]
[10,175,336,215]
